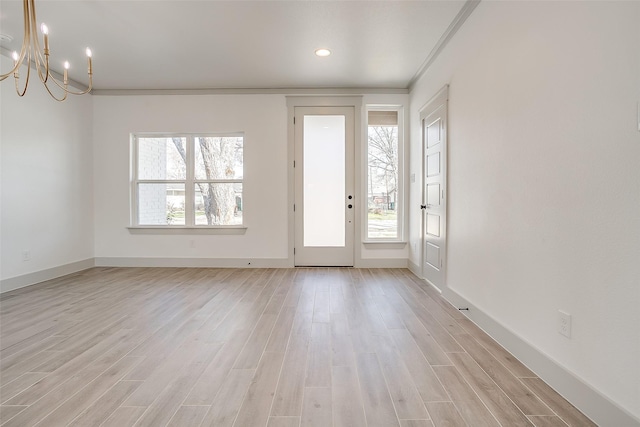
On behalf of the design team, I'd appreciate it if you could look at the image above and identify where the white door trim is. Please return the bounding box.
[419,85,448,289]
[286,96,363,267]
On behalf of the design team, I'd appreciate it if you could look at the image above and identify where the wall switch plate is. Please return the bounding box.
[558,310,571,338]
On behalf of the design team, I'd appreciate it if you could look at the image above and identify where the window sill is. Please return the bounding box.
[362,241,407,249]
[127,226,247,235]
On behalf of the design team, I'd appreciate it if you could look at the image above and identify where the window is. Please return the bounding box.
[366,108,402,240]
[132,134,243,227]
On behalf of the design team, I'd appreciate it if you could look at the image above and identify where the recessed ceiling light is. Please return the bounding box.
[315,48,331,57]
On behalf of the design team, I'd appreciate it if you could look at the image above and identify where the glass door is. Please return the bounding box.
[294,107,354,266]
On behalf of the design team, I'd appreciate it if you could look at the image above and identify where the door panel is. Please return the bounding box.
[294,107,354,266]
[427,118,442,147]
[427,184,440,206]
[426,242,440,269]
[426,214,440,237]
[427,153,440,177]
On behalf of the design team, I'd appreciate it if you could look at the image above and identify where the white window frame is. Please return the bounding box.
[364,105,405,243]
[130,132,244,230]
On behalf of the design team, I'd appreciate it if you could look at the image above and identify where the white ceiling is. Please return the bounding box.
[0,1,467,91]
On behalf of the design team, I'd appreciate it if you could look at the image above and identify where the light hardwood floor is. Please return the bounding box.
[0,267,596,427]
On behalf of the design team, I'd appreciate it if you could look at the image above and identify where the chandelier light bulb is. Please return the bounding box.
[315,48,331,57]
[12,51,19,61]
[63,60,69,85]
[86,48,93,75]
[41,23,49,55]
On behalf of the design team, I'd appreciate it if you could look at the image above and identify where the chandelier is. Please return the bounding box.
[0,0,93,101]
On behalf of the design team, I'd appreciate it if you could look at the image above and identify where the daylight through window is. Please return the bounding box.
[133,134,243,227]
[367,109,401,239]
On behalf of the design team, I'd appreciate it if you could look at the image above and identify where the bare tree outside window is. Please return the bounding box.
[368,110,399,239]
[194,137,243,225]
[170,136,243,226]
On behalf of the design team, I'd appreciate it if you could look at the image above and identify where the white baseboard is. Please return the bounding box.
[0,258,96,294]
[94,257,293,268]
[0,256,403,293]
[356,258,408,268]
[442,286,640,427]
[408,259,421,277]
[96,257,408,269]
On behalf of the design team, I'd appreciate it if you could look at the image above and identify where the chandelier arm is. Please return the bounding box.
[0,44,28,81]
[48,74,93,96]
[42,78,68,101]
[0,72,16,81]
[0,67,18,81]
[0,0,31,80]
[34,48,49,85]
[13,50,31,97]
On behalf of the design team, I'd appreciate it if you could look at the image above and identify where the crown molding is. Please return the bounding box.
[408,0,481,91]
[90,87,409,96]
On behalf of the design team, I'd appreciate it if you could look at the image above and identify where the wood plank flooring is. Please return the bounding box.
[0,267,597,426]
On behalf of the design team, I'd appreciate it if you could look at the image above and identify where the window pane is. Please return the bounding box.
[303,115,345,247]
[194,183,242,225]
[367,122,398,239]
[194,137,243,180]
[138,183,185,225]
[137,137,186,180]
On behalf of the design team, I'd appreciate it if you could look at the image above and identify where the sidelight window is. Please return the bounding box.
[366,107,403,240]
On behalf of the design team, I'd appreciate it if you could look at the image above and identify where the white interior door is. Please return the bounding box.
[294,107,355,266]
[421,87,448,289]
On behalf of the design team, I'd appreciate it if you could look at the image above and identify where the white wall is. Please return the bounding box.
[93,94,290,263]
[409,0,640,422]
[0,55,94,291]
[93,93,409,266]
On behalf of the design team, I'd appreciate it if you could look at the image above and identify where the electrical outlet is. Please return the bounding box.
[558,310,571,338]
[22,249,31,261]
